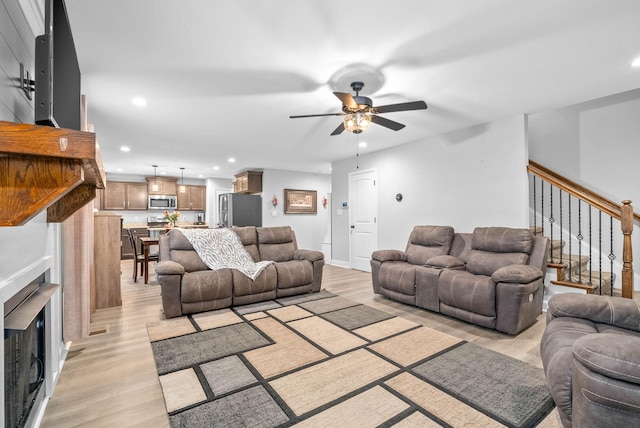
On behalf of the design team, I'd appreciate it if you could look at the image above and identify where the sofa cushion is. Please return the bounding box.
[466,251,529,276]
[232,264,277,297]
[472,227,533,254]
[170,249,209,272]
[274,260,313,289]
[425,255,465,269]
[168,229,195,250]
[438,270,496,317]
[405,226,455,265]
[233,226,260,262]
[379,262,417,296]
[257,226,296,262]
[180,269,233,303]
[492,264,542,283]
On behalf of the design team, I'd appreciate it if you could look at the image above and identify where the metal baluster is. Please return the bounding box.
[589,206,595,293]
[559,188,563,265]
[567,193,572,277]
[608,216,615,296]
[533,175,537,234]
[549,183,554,260]
[599,211,603,294]
[541,180,545,237]
[577,199,583,284]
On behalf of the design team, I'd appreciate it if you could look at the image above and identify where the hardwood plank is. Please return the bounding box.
[41,263,562,427]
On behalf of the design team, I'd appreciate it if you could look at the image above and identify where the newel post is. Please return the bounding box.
[621,200,634,298]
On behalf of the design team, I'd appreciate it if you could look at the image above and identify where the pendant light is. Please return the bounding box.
[151,165,159,192]
[179,167,186,193]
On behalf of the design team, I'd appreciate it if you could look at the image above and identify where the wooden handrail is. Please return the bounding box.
[528,160,635,298]
[528,160,639,222]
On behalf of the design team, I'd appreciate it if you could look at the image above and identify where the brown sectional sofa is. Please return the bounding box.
[371,225,550,334]
[155,226,324,318]
[540,293,640,427]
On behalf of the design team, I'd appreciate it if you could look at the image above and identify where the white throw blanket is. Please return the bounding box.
[176,228,273,281]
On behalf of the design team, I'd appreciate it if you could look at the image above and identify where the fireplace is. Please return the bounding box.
[3,273,57,428]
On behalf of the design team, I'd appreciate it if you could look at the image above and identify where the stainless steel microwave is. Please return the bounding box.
[148,194,177,210]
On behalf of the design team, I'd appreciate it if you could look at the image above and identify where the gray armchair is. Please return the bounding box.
[540,293,640,427]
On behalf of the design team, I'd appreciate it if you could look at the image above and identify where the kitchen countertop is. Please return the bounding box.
[124,223,210,229]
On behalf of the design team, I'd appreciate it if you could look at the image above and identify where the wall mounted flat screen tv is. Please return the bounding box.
[35,0,81,130]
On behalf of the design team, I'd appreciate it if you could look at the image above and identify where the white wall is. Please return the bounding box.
[261,169,331,251]
[529,88,640,204]
[331,115,530,265]
[529,88,640,289]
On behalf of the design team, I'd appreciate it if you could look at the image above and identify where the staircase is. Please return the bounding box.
[527,161,636,301]
[545,236,613,295]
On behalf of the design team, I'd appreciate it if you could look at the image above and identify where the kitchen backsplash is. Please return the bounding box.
[108,210,204,225]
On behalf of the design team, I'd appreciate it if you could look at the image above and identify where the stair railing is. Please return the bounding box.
[527,160,637,298]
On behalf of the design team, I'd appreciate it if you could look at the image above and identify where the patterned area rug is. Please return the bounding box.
[147,291,555,427]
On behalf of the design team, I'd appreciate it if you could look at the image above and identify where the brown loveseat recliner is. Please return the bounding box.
[540,293,640,427]
[371,225,550,334]
[155,226,324,318]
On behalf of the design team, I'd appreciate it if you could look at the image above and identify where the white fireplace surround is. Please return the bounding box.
[0,212,66,426]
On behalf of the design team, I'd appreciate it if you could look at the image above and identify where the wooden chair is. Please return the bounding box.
[128,229,159,282]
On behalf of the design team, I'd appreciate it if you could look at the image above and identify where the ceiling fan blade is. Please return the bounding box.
[333,92,358,109]
[290,112,343,119]
[374,100,428,114]
[371,115,406,131]
[330,122,345,136]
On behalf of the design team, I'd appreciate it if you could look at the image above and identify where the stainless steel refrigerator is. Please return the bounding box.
[218,193,262,227]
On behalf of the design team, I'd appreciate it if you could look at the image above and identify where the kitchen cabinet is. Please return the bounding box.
[178,185,206,211]
[234,170,262,194]
[146,177,178,195]
[102,181,148,210]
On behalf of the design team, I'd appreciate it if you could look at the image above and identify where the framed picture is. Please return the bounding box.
[284,189,317,214]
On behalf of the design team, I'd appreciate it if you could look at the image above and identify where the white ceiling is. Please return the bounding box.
[64,0,640,180]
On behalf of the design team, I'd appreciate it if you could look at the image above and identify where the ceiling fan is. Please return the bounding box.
[289,81,427,135]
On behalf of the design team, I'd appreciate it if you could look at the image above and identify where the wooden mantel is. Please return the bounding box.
[0,120,105,226]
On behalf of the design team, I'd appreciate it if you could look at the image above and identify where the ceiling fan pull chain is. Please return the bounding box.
[355,134,360,170]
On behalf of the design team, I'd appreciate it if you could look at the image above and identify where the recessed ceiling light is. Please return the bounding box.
[632,56,640,67]
[213,166,220,170]
[228,158,236,163]
[131,96,147,107]
[198,174,204,178]
[116,168,123,172]
[160,171,166,175]
[359,142,367,148]
[120,146,130,152]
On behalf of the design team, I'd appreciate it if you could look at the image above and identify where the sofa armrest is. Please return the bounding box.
[574,333,640,385]
[371,249,407,263]
[492,264,542,284]
[425,255,465,270]
[547,294,640,333]
[294,249,324,262]
[155,260,185,318]
[155,260,185,276]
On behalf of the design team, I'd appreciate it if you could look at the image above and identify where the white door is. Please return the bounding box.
[349,169,377,272]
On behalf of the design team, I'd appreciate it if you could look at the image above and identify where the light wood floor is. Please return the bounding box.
[41,261,561,427]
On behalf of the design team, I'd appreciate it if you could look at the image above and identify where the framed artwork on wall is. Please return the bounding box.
[284,189,317,214]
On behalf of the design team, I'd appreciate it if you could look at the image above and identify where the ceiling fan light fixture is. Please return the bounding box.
[343,112,371,134]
